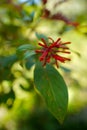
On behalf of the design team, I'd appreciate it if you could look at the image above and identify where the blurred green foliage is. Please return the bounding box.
[0,0,87,130]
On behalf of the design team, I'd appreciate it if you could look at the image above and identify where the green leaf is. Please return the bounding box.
[25,56,35,69]
[34,63,68,123]
[16,44,36,52]
[35,32,48,42]
[23,51,36,59]
[16,44,36,60]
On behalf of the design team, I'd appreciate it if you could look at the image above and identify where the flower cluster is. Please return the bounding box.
[35,37,71,67]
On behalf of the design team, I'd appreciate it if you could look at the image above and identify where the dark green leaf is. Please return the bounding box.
[25,56,35,69]
[34,63,68,123]
[0,55,17,81]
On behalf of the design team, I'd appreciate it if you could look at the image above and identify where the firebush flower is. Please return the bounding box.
[35,37,71,67]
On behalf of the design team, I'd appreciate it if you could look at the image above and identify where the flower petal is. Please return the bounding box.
[39,50,48,61]
[52,54,70,63]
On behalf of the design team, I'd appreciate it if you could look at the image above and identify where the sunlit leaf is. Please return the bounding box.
[16,44,36,52]
[23,51,36,59]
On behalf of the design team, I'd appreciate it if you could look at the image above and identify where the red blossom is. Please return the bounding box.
[50,12,79,27]
[35,37,71,67]
[42,0,47,5]
[42,9,50,18]
[41,9,79,27]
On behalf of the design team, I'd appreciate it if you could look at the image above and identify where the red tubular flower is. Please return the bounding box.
[35,37,71,67]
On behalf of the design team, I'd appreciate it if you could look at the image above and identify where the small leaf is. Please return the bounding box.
[16,44,36,52]
[71,49,81,57]
[34,63,68,123]
[35,32,48,42]
[23,51,36,59]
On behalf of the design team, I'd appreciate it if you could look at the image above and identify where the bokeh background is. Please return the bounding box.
[0,0,87,130]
